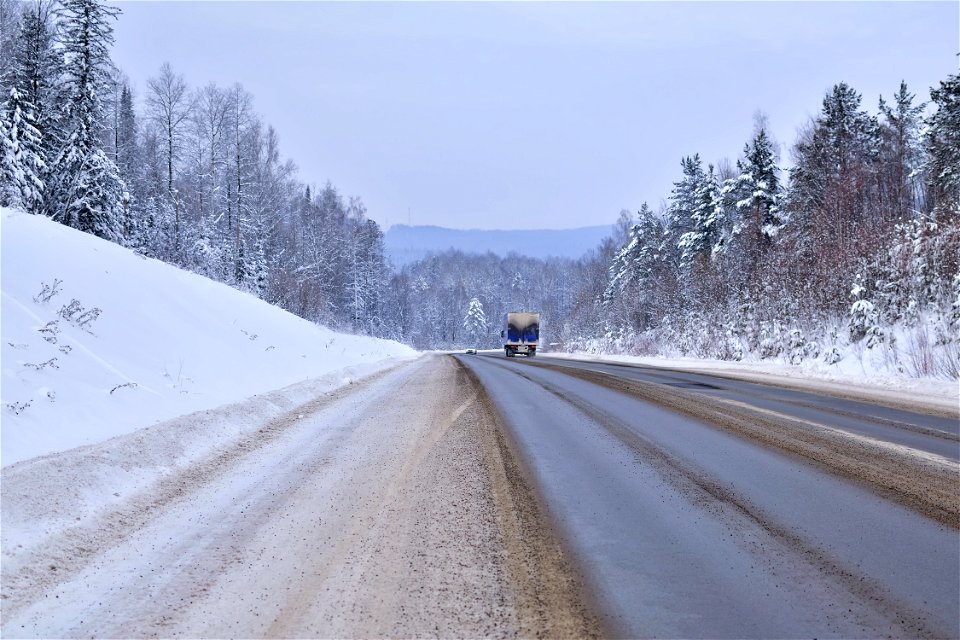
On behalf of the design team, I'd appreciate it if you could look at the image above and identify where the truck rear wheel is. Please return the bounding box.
[505,349,514,358]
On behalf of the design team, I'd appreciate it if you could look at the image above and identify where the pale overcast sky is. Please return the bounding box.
[111,2,958,231]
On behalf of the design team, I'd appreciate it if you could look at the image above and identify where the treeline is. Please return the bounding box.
[2,0,958,376]
[592,78,960,375]
[0,0,387,334]
[382,78,960,378]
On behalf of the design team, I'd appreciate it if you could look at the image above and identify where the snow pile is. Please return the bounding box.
[1,207,417,466]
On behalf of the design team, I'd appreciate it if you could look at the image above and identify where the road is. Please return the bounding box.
[2,353,957,637]
[455,352,959,638]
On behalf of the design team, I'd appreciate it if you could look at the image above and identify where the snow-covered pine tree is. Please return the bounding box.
[666,155,701,242]
[0,87,45,211]
[788,83,880,238]
[604,202,667,330]
[678,161,721,270]
[926,73,960,219]
[729,127,783,252]
[463,297,487,347]
[0,0,23,96]
[45,0,125,242]
[878,82,926,220]
[1,3,59,213]
[115,84,138,180]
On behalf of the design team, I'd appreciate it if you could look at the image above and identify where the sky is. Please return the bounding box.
[110,1,959,231]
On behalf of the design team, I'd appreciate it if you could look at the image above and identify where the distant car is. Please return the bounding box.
[465,348,477,354]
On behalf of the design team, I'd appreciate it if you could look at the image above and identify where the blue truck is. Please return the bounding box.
[502,312,540,357]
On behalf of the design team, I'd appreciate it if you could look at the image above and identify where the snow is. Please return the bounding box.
[1,207,417,467]
[543,351,958,415]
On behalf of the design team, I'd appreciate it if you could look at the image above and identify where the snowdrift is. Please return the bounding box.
[1,207,417,466]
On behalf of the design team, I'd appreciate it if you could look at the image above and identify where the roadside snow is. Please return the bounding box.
[0,207,417,466]
[544,352,958,415]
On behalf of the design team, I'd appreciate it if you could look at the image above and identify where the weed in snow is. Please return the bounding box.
[5,399,32,415]
[24,357,59,371]
[109,382,138,395]
[38,320,60,343]
[33,279,62,304]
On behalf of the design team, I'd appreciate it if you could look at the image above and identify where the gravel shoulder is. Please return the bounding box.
[1,355,599,638]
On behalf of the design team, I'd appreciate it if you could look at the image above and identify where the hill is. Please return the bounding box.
[0,208,415,466]
[383,223,614,267]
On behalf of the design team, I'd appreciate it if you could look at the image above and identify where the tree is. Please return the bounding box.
[146,62,192,198]
[678,163,722,269]
[878,82,925,220]
[116,84,138,184]
[0,2,59,213]
[463,297,487,347]
[0,87,46,211]
[926,73,960,219]
[0,0,22,94]
[45,0,125,242]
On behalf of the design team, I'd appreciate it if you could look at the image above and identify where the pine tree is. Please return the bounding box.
[45,0,125,242]
[676,159,720,269]
[0,87,45,210]
[1,3,58,213]
[926,73,960,219]
[787,82,881,281]
[463,297,487,347]
[878,82,925,220]
[731,128,783,248]
[116,83,138,183]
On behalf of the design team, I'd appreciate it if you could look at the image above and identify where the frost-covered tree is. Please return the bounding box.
[878,82,926,220]
[678,163,722,269]
[0,88,45,210]
[0,0,23,95]
[146,62,192,198]
[604,202,669,330]
[926,73,960,219]
[463,297,487,347]
[788,83,880,244]
[115,84,138,184]
[0,2,60,213]
[729,128,783,251]
[44,0,125,241]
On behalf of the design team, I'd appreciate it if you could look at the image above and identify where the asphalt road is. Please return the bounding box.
[455,352,960,638]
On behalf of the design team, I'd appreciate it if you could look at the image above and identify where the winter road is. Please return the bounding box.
[2,353,958,637]
[456,353,960,638]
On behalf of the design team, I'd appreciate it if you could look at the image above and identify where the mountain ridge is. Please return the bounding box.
[383,223,614,267]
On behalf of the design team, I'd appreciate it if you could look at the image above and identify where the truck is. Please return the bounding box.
[501,312,540,358]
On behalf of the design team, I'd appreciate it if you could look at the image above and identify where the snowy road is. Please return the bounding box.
[3,353,958,638]
[457,352,959,637]
[1,356,598,638]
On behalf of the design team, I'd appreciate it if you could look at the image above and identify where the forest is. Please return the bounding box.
[2,0,958,377]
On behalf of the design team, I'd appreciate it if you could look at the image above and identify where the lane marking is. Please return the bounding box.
[712,396,959,470]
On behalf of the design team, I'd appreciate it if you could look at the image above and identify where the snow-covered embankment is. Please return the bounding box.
[1,207,417,556]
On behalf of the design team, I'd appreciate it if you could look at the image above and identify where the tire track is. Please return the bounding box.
[521,358,960,529]
[490,359,950,638]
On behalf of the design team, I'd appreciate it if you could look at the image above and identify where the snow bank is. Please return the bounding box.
[544,352,958,415]
[1,208,417,466]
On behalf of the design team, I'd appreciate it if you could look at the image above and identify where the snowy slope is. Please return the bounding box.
[0,208,417,466]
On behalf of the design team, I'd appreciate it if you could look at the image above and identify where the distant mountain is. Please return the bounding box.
[383,224,614,267]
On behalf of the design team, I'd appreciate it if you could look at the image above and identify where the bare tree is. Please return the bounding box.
[146,62,193,197]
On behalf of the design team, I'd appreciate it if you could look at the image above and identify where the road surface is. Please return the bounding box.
[456,352,959,637]
[2,353,957,637]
